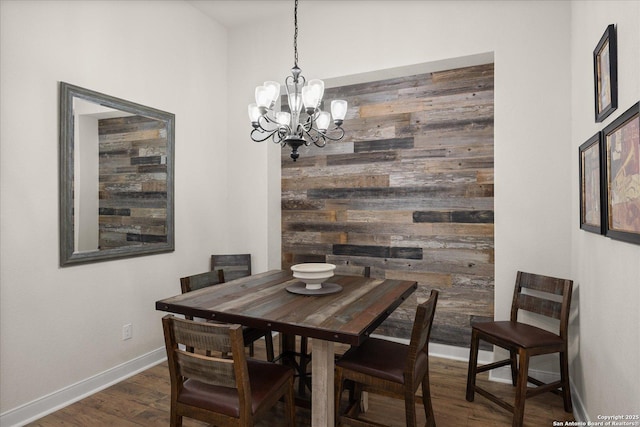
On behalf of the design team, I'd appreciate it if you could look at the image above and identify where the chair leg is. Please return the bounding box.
[509,349,518,386]
[299,336,309,396]
[265,333,275,362]
[466,329,480,402]
[170,406,182,427]
[404,387,417,427]
[421,376,436,427]
[249,342,255,357]
[352,383,365,417]
[560,350,573,412]
[513,349,529,427]
[285,377,296,427]
[335,367,344,426]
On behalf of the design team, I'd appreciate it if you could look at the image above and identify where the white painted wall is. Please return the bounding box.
[0,0,229,417]
[570,1,640,420]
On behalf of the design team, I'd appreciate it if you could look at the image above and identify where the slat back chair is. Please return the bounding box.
[179,270,224,319]
[211,254,252,282]
[335,289,439,427]
[209,254,275,362]
[334,264,371,278]
[180,270,274,362]
[162,315,295,427]
[466,271,573,427]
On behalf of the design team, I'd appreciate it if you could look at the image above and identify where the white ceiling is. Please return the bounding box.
[186,0,292,28]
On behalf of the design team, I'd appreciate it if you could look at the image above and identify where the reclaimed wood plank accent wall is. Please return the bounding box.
[281,63,494,348]
[98,115,168,249]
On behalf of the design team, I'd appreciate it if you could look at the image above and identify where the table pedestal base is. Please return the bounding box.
[312,340,335,427]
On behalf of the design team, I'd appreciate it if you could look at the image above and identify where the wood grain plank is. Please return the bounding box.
[282,174,389,191]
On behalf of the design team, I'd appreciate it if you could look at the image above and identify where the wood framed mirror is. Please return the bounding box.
[59,82,175,266]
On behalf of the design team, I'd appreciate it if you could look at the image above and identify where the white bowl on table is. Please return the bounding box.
[291,263,336,290]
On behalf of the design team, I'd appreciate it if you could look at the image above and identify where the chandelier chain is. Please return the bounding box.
[293,0,298,67]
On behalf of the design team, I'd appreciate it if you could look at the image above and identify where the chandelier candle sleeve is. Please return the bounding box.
[247,0,347,161]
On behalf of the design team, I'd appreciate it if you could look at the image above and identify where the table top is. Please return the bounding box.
[156,270,417,346]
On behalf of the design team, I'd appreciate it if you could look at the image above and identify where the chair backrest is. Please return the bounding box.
[406,289,438,374]
[510,271,573,339]
[162,315,251,415]
[180,269,225,294]
[333,264,371,278]
[211,254,252,282]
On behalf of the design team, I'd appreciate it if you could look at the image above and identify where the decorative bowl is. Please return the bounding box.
[291,263,336,290]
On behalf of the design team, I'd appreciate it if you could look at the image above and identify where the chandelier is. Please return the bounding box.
[247,0,347,161]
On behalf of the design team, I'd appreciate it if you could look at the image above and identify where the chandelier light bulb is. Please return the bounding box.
[316,111,331,131]
[302,86,319,111]
[255,86,271,109]
[302,79,324,110]
[263,81,281,107]
[248,103,261,123]
[308,79,324,100]
[331,99,348,122]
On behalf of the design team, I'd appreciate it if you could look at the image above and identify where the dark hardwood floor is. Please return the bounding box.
[27,337,575,426]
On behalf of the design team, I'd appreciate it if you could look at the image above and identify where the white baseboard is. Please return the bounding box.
[569,377,588,423]
[489,365,561,384]
[0,347,166,427]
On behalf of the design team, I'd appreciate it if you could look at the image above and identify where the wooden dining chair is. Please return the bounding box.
[211,253,252,282]
[180,270,275,362]
[209,254,275,362]
[335,289,439,427]
[162,315,296,427]
[334,264,371,278]
[465,271,573,427]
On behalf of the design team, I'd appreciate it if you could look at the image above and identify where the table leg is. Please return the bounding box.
[311,339,334,427]
[280,333,296,355]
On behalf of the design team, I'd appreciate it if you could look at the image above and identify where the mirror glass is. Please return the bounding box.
[60,82,174,265]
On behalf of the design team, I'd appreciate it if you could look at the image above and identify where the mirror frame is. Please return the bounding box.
[59,82,175,266]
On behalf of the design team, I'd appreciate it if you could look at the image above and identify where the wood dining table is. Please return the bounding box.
[155,269,417,427]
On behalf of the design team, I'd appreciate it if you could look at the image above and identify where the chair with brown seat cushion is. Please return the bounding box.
[210,254,275,361]
[210,253,252,282]
[180,270,275,362]
[162,315,296,427]
[465,271,573,427]
[335,289,438,427]
[333,264,371,278]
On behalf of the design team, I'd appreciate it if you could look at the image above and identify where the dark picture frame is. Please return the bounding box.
[602,102,640,245]
[593,24,617,123]
[579,133,605,234]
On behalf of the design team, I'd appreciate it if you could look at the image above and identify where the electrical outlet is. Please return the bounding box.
[122,323,133,340]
